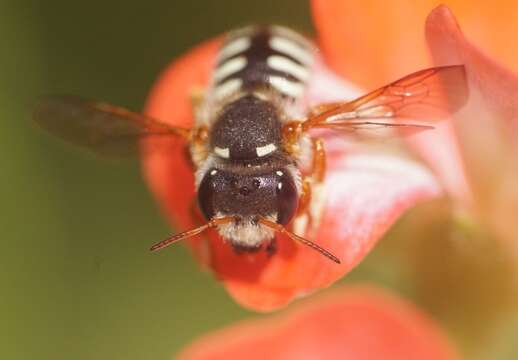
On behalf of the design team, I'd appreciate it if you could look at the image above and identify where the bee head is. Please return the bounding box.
[197,167,298,225]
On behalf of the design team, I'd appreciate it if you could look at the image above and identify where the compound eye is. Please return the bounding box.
[197,170,217,220]
[276,172,298,225]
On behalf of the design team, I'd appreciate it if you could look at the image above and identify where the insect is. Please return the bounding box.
[33,25,468,264]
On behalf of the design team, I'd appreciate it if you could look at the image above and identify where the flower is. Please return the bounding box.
[312,0,518,355]
[144,40,441,311]
[176,286,459,360]
[141,30,443,311]
[312,0,518,219]
[425,5,518,252]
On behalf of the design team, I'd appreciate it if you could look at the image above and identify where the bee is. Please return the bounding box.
[34,25,467,264]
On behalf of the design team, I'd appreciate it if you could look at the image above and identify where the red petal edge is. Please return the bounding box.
[142,37,442,311]
[177,285,460,360]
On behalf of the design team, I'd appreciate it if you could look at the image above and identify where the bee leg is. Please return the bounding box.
[265,237,278,257]
[297,177,312,217]
[190,125,210,167]
[293,138,326,235]
[187,87,209,167]
[311,137,327,183]
[297,138,326,215]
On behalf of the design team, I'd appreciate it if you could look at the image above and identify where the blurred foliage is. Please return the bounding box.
[2,1,517,360]
[373,199,518,360]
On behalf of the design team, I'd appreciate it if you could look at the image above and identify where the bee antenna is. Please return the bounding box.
[150,216,235,252]
[258,218,341,264]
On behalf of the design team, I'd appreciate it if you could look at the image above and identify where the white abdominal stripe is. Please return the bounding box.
[214,78,242,100]
[267,55,310,81]
[212,27,314,101]
[217,37,251,63]
[214,56,247,83]
[268,76,304,98]
[269,36,313,66]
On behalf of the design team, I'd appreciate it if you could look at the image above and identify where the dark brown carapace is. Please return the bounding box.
[33,25,468,264]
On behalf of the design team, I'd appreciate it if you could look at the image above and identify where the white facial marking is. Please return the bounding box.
[214,56,247,82]
[267,55,309,81]
[276,170,284,176]
[269,36,313,65]
[216,213,277,247]
[214,78,242,100]
[277,182,283,190]
[218,37,251,62]
[256,143,277,157]
[214,146,230,158]
[268,76,304,98]
[210,169,218,176]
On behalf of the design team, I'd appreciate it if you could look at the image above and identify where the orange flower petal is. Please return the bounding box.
[142,38,442,311]
[426,5,518,137]
[177,286,459,360]
[311,0,474,206]
[311,0,518,88]
[311,0,430,89]
[425,5,518,251]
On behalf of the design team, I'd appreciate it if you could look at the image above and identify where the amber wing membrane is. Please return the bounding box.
[304,65,468,138]
[33,95,190,157]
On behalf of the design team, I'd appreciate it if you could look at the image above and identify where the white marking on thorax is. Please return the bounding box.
[217,37,251,63]
[214,146,230,158]
[269,36,313,65]
[267,55,309,81]
[255,143,277,157]
[214,56,247,82]
[214,78,242,100]
[268,75,304,98]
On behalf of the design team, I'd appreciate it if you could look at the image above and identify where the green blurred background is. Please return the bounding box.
[2,1,517,360]
[1,1,310,359]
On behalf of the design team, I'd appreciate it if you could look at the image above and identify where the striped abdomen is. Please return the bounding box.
[211,26,315,102]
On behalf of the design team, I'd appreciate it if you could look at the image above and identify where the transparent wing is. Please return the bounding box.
[33,95,191,157]
[303,65,468,138]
